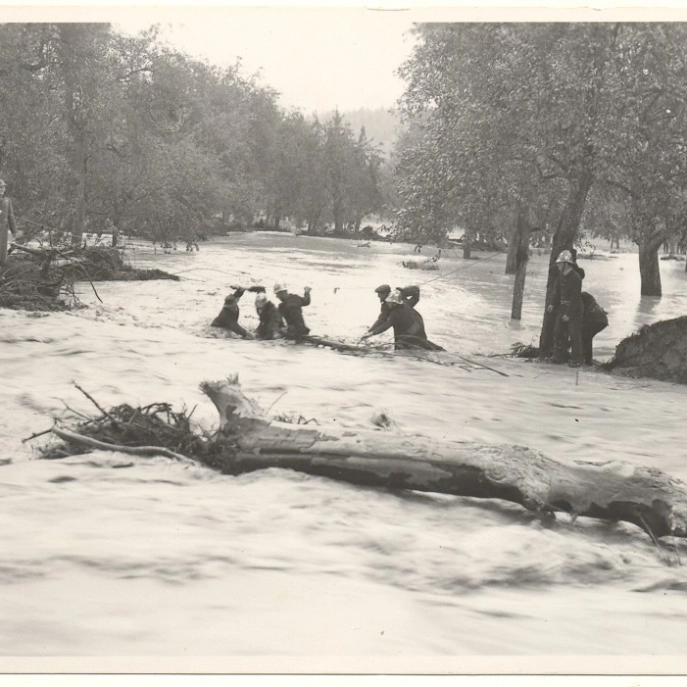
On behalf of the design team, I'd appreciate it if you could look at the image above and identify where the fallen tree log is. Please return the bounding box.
[200,377,687,540]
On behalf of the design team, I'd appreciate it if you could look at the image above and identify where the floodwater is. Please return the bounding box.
[1,233,687,668]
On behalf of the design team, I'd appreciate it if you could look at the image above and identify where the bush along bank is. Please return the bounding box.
[1,244,179,312]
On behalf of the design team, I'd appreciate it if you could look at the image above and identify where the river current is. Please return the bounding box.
[1,233,687,670]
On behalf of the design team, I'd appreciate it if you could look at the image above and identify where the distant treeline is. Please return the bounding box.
[0,23,392,246]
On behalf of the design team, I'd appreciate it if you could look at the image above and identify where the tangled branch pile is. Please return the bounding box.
[42,399,235,469]
[510,341,540,359]
[58,247,180,283]
[0,252,74,311]
[1,244,179,311]
[603,316,687,385]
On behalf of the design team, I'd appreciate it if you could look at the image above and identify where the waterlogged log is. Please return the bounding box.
[201,378,687,540]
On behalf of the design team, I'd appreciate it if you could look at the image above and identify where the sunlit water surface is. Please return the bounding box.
[1,233,687,661]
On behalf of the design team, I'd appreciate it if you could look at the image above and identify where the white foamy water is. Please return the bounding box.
[1,233,687,667]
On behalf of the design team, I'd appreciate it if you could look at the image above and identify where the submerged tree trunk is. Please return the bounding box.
[333,201,345,235]
[505,211,520,275]
[71,140,87,248]
[58,24,89,249]
[638,227,669,297]
[463,228,474,259]
[510,206,531,320]
[196,378,687,540]
[539,170,593,357]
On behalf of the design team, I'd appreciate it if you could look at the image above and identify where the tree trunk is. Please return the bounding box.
[71,138,87,248]
[58,24,89,249]
[505,222,519,275]
[462,228,474,259]
[333,201,345,235]
[638,228,668,297]
[198,379,687,540]
[510,206,531,320]
[538,170,593,357]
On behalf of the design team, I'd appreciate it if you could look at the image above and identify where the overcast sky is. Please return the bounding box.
[114,8,420,114]
[6,3,682,115]
[111,4,687,114]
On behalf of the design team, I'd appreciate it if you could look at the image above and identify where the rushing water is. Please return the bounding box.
[1,233,687,667]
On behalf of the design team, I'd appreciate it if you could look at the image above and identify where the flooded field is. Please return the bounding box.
[1,232,686,671]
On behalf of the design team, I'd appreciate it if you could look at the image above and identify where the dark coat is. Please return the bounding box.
[211,288,249,338]
[370,285,420,330]
[369,303,428,349]
[581,292,608,328]
[256,301,285,340]
[278,291,311,338]
[552,268,583,319]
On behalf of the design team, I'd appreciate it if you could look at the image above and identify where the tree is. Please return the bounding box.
[0,24,71,235]
[397,23,687,355]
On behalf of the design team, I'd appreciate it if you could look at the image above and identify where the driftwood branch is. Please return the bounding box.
[51,427,193,464]
[73,382,119,427]
[200,378,687,540]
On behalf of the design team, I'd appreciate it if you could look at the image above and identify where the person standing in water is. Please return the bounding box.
[548,249,583,367]
[580,291,609,365]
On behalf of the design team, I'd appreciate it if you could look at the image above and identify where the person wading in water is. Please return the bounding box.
[361,288,443,351]
[274,283,311,340]
[211,287,254,339]
[369,284,420,330]
[254,292,285,340]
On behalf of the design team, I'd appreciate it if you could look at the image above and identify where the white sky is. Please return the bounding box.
[5,3,687,114]
[114,8,418,113]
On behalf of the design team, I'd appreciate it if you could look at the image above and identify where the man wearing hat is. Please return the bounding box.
[0,179,17,268]
[549,249,583,366]
[274,283,312,340]
[369,283,420,330]
[254,292,285,340]
[362,288,436,350]
[211,287,253,338]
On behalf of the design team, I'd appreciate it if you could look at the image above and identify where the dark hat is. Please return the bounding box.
[374,284,391,295]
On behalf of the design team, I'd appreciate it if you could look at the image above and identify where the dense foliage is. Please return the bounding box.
[0,23,385,245]
[395,23,687,299]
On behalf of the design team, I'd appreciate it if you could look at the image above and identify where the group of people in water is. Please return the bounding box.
[549,248,609,366]
[211,248,609,364]
[210,281,443,350]
[211,283,312,341]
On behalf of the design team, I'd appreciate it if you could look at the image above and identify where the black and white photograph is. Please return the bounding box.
[2,1,687,678]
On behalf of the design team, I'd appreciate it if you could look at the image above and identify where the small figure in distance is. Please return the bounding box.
[274,283,311,340]
[580,291,609,365]
[548,250,583,367]
[211,287,254,339]
[255,292,285,340]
